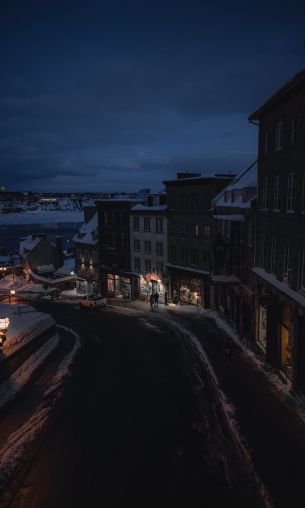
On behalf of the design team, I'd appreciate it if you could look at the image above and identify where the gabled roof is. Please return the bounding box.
[73,213,99,246]
[213,161,257,209]
[249,69,305,121]
[19,235,49,257]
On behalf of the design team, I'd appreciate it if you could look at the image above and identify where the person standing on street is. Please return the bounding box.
[154,291,159,307]
[150,293,155,311]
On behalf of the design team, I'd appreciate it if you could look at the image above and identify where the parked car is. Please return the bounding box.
[79,294,107,309]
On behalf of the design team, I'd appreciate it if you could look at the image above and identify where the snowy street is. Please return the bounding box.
[0,300,270,508]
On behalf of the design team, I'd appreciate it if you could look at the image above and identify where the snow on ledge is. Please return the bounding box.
[252,267,305,308]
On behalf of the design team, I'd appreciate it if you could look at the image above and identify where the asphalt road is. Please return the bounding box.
[0,302,267,508]
[166,308,305,508]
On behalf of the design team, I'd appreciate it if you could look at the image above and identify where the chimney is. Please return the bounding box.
[55,236,63,269]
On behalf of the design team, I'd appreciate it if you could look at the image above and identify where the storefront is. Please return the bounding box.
[107,273,132,299]
[280,304,293,379]
[169,269,207,306]
[257,304,267,350]
[76,279,98,294]
[139,273,167,303]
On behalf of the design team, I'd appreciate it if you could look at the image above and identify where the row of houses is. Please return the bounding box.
[73,69,305,393]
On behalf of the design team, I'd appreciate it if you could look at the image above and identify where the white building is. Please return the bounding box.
[129,192,168,302]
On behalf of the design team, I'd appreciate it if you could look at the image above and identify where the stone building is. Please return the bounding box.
[73,207,99,294]
[96,198,141,299]
[19,234,63,273]
[164,172,234,306]
[212,161,257,339]
[129,192,167,303]
[249,69,305,391]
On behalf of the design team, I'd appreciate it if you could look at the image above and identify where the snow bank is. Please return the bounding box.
[0,334,59,411]
[0,327,81,489]
[0,275,25,291]
[0,303,55,356]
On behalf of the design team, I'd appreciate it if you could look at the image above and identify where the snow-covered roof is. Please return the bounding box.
[213,161,257,209]
[19,235,44,257]
[213,214,245,222]
[73,213,99,245]
[130,204,167,212]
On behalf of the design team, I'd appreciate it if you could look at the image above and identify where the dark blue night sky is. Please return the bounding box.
[1,0,304,192]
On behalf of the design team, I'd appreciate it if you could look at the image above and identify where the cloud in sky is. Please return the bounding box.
[0,0,304,191]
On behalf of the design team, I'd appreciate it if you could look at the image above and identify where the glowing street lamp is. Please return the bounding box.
[9,289,16,304]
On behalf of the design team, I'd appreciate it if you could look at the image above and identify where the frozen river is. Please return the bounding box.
[0,221,82,253]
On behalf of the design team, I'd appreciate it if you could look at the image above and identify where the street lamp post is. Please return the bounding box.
[9,289,16,304]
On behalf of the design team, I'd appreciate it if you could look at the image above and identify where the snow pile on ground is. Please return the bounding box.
[0,328,81,490]
[0,335,59,411]
[0,274,25,291]
[46,325,81,396]
[0,303,55,356]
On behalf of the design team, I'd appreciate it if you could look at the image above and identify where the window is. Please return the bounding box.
[270,238,277,275]
[134,257,141,271]
[76,248,81,259]
[291,115,300,145]
[202,192,211,210]
[156,262,163,275]
[169,196,176,209]
[145,259,151,272]
[203,225,211,237]
[283,243,291,282]
[275,121,284,150]
[191,194,199,209]
[133,217,139,231]
[264,130,271,155]
[170,222,176,235]
[156,242,163,256]
[144,217,150,232]
[181,246,187,264]
[273,175,280,210]
[302,173,305,214]
[93,250,98,262]
[156,218,163,233]
[202,250,210,268]
[247,223,253,247]
[221,220,226,236]
[262,177,268,209]
[298,247,305,294]
[181,194,187,209]
[134,239,140,252]
[180,223,187,236]
[144,240,151,254]
[169,245,176,263]
[192,224,199,238]
[287,173,296,212]
[191,248,199,265]
[85,249,89,260]
[260,235,266,268]
[103,211,113,225]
